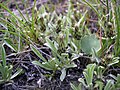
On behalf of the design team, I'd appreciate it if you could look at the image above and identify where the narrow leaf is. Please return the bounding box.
[4,38,17,52]
[70,83,78,90]
[45,38,57,53]
[104,80,112,90]
[10,69,22,79]
[32,61,53,70]
[2,46,6,67]
[30,45,47,62]
[60,68,66,81]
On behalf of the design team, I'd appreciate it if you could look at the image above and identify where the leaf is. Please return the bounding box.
[42,60,56,71]
[70,83,79,90]
[2,66,8,80]
[0,3,27,29]
[92,48,101,64]
[39,5,46,14]
[83,72,89,85]
[77,10,88,27]
[32,61,53,71]
[81,34,101,54]
[64,28,69,47]
[82,0,99,17]
[71,41,77,51]
[117,74,120,83]
[4,38,17,52]
[95,81,103,90]
[52,58,60,66]
[83,64,96,86]
[45,38,57,53]
[8,65,13,78]
[60,68,66,81]
[1,45,6,67]
[104,80,113,90]
[0,79,5,84]
[78,83,82,90]
[107,57,119,67]
[30,45,47,62]
[96,66,104,78]
[0,4,19,21]
[10,69,22,79]
[64,63,77,69]
[78,78,87,87]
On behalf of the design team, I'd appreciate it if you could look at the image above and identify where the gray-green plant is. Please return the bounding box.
[30,38,77,81]
[71,64,120,90]
[78,63,96,90]
[95,65,104,79]
[95,80,113,90]
[95,77,120,90]
[0,45,22,84]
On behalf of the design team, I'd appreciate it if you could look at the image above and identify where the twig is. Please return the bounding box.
[99,0,107,7]
[6,47,51,58]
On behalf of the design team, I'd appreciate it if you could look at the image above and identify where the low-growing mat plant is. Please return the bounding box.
[30,37,77,81]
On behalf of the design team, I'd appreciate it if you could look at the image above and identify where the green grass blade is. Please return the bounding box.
[82,0,99,17]
[45,38,57,53]
[4,38,17,52]
[30,44,47,62]
[1,45,6,67]
[10,69,22,79]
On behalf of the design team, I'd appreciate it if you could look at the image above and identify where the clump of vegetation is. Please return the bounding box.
[0,45,22,84]
[0,0,120,89]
